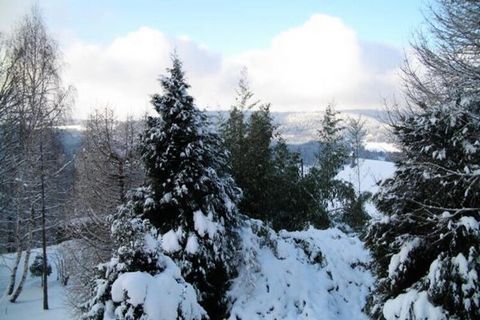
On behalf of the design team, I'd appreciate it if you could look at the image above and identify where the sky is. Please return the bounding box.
[0,0,428,119]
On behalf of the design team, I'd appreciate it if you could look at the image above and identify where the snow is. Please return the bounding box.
[0,246,70,320]
[388,237,422,279]
[111,272,149,306]
[383,289,446,320]
[55,124,85,131]
[185,234,199,254]
[143,232,159,253]
[161,230,181,253]
[337,159,395,216]
[160,192,172,204]
[228,223,374,320]
[338,159,395,195]
[0,159,400,320]
[364,141,400,153]
[457,216,479,232]
[108,259,206,320]
[193,209,217,238]
[1,223,379,320]
[453,253,468,277]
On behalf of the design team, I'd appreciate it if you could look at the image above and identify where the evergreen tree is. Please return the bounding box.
[304,105,352,229]
[222,77,311,230]
[270,138,310,230]
[220,71,255,204]
[241,104,276,222]
[366,99,480,320]
[84,55,241,319]
[366,1,480,318]
[83,187,205,320]
[343,116,371,232]
[142,55,241,317]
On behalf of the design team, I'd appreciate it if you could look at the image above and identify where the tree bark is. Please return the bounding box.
[5,217,22,296]
[5,250,22,296]
[40,140,49,310]
[9,207,34,303]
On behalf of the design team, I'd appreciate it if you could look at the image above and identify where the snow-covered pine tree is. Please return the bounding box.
[83,55,241,319]
[366,1,480,318]
[140,54,241,317]
[83,187,206,320]
[366,98,480,320]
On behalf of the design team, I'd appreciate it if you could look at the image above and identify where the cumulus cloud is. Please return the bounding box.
[62,14,404,119]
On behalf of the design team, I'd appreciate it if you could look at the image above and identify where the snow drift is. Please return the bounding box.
[229,220,374,320]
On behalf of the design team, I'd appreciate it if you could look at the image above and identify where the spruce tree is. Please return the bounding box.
[140,55,241,317]
[270,138,310,230]
[304,105,352,228]
[241,104,276,222]
[343,116,371,232]
[84,55,241,319]
[366,98,480,320]
[222,72,310,230]
[366,1,480,318]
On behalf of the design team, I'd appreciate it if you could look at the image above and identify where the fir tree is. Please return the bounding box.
[366,98,480,320]
[84,55,241,319]
[270,138,310,230]
[241,104,276,222]
[343,116,371,232]
[366,1,480,318]
[304,105,352,229]
[140,55,241,317]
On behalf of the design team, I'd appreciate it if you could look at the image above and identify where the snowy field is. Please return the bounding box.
[337,159,395,217]
[0,159,396,320]
[0,247,71,320]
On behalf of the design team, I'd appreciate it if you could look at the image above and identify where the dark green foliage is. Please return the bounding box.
[366,0,480,316]
[139,55,241,317]
[270,139,311,231]
[29,255,52,278]
[304,105,358,229]
[366,99,480,319]
[342,191,371,233]
[239,104,275,222]
[84,55,240,320]
[221,78,311,230]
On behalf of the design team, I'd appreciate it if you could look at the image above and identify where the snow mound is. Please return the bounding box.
[108,258,205,320]
[383,289,446,320]
[229,221,374,320]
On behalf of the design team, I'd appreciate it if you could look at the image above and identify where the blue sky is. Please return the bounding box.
[40,0,425,53]
[0,0,428,117]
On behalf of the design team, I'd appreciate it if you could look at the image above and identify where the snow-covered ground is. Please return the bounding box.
[0,227,376,320]
[337,159,395,217]
[364,141,400,153]
[0,247,71,320]
[229,223,375,319]
[0,159,396,320]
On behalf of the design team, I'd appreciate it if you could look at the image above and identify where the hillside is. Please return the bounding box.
[0,159,395,320]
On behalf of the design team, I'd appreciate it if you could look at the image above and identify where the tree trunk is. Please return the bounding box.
[5,250,22,296]
[9,208,34,303]
[40,140,49,310]
[5,218,22,296]
[356,146,361,194]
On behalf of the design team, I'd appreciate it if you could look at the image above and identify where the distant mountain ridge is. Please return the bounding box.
[206,108,392,145]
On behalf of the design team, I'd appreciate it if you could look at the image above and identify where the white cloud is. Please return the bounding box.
[62,14,404,119]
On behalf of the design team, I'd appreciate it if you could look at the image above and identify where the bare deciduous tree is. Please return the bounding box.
[0,6,73,309]
[66,107,144,311]
[403,0,480,106]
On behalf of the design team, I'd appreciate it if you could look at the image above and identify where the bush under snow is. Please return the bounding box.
[228,220,374,319]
